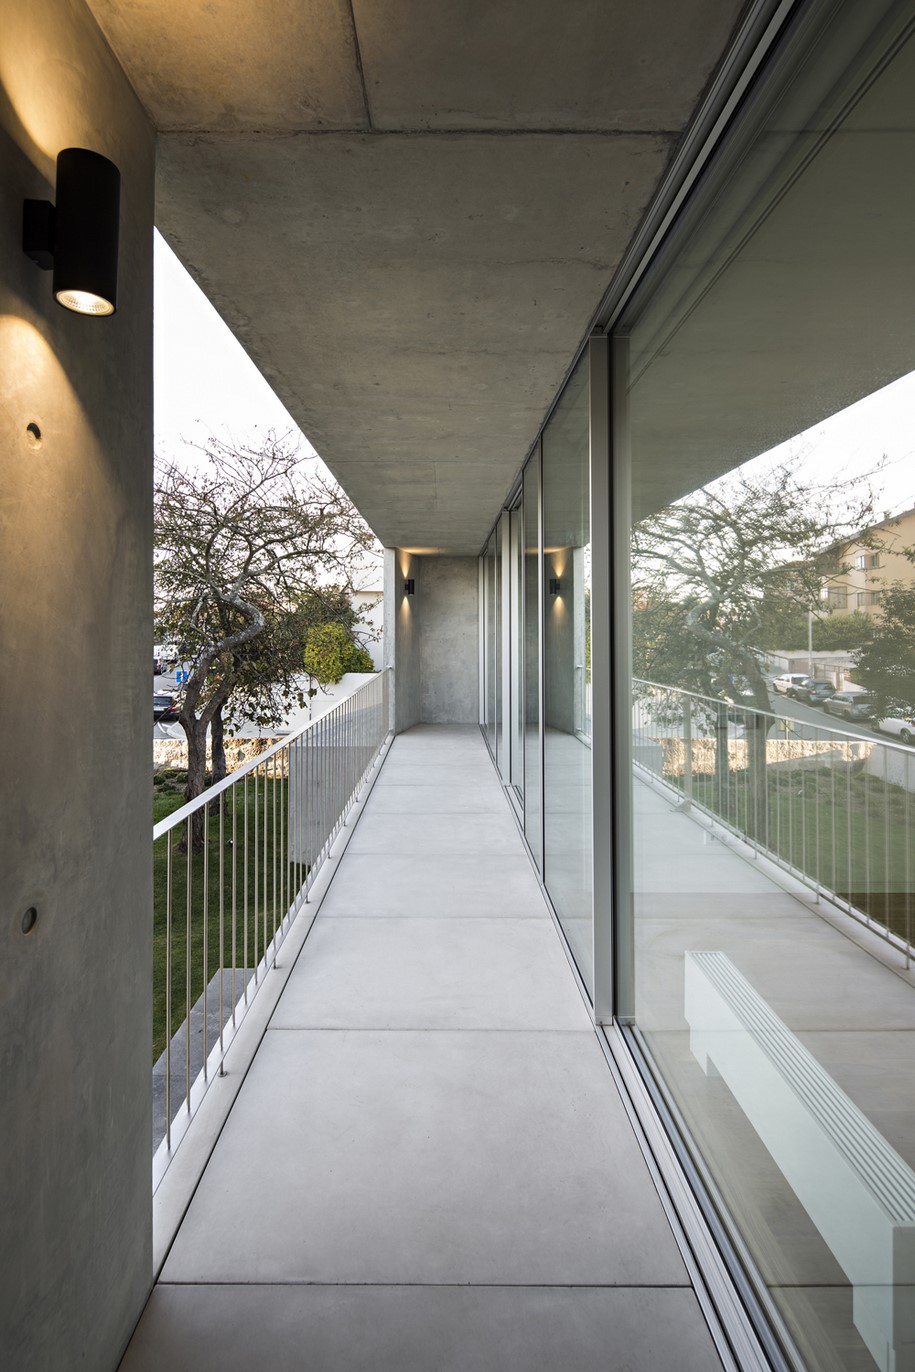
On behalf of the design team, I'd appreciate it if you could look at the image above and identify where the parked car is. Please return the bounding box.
[153,692,180,723]
[822,691,876,722]
[784,676,814,699]
[874,715,915,745]
[772,673,811,695]
[793,680,836,706]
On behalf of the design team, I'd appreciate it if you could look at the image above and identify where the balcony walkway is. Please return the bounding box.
[121,724,720,1372]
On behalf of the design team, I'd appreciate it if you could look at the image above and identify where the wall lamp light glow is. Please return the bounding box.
[23,148,120,316]
[549,578,561,596]
[404,579,415,596]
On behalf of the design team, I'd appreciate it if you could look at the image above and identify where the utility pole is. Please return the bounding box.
[808,608,814,678]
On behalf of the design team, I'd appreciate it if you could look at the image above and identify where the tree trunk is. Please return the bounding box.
[211,705,227,783]
[745,714,771,846]
[714,703,730,806]
[181,717,209,850]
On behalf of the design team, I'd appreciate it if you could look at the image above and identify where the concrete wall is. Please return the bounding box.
[385,551,479,728]
[0,3,155,1369]
[385,548,421,732]
[420,557,479,724]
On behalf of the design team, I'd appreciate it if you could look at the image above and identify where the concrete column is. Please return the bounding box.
[0,2,156,1367]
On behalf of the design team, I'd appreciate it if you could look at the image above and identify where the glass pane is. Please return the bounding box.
[483,529,497,756]
[543,354,592,992]
[624,3,915,1367]
[524,453,542,869]
[509,504,524,795]
[494,516,503,773]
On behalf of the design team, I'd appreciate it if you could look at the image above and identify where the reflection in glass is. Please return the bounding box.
[509,504,524,796]
[483,529,499,760]
[623,3,915,1367]
[523,453,543,870]
[543,355,592,991]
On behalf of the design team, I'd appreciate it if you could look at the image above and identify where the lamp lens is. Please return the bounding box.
[55,288,115,316]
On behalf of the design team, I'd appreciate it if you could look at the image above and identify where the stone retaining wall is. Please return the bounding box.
[153,736,283,773]
[653,735,872,777]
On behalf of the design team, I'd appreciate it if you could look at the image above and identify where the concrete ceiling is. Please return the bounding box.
[87,0,746,552]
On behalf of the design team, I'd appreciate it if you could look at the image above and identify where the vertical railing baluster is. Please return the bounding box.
[280,744,286,933]
[232,780,238,1023]
[906,750,912,969]
[846,750,853,918]
[185,816,192,1113]
[243,772,249,1001]
[254,766,260,982]
[202,799,209,1082]
[165,830,173,1151]
[831,740,839,907]
[864,744,871,929]
[883,745,891,943]
[219,791,225,1075]
[814,722,821,903]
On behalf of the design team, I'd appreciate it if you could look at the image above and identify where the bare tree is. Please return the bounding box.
[154,435,373,824]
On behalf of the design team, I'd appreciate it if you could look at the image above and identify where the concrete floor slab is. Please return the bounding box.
[272,917,590,1030]
[374,761,498,786]
[321,852,548,917]
[160,1028,687,1287]
[120,1283,722,1372]
[346,808,523,855]
[362,781,510,813]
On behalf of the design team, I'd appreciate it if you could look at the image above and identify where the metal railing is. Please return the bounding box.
[633,679,914,962]
[152,669,390,1178]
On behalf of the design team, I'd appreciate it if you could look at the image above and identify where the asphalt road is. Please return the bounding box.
[767,689,880,743]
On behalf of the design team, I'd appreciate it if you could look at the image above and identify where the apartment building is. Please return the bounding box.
[823,505,915,615]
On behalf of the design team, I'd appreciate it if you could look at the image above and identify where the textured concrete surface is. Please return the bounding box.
[387,548,422,732]
[121,728,721,1370]
[84,0,746,552]
[388,553,479,728]
[420,556,479,723]
[88,0,746,134]
[0,2,156,1368]
[120,1284,723,1372]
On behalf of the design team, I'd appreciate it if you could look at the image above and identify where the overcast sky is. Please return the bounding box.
[154,231,315,462]
[732,369,915,518]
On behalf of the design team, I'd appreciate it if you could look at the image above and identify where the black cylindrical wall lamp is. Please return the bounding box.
[404,578,415,596]
[23,148,121,316]
[549,578,561,596]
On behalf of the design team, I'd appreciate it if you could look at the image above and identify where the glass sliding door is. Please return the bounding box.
[619,3,915,1367]
[523,450,543,871]
[482,528,499,759]
[542,355,592,992]
[508,502,524,799]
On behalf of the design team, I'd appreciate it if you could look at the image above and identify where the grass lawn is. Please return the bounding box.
[686,767,915,943]
[153,770,300,1062]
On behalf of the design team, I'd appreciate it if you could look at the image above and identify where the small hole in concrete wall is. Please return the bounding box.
[26,423,42,449]
[21,907,38,935]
